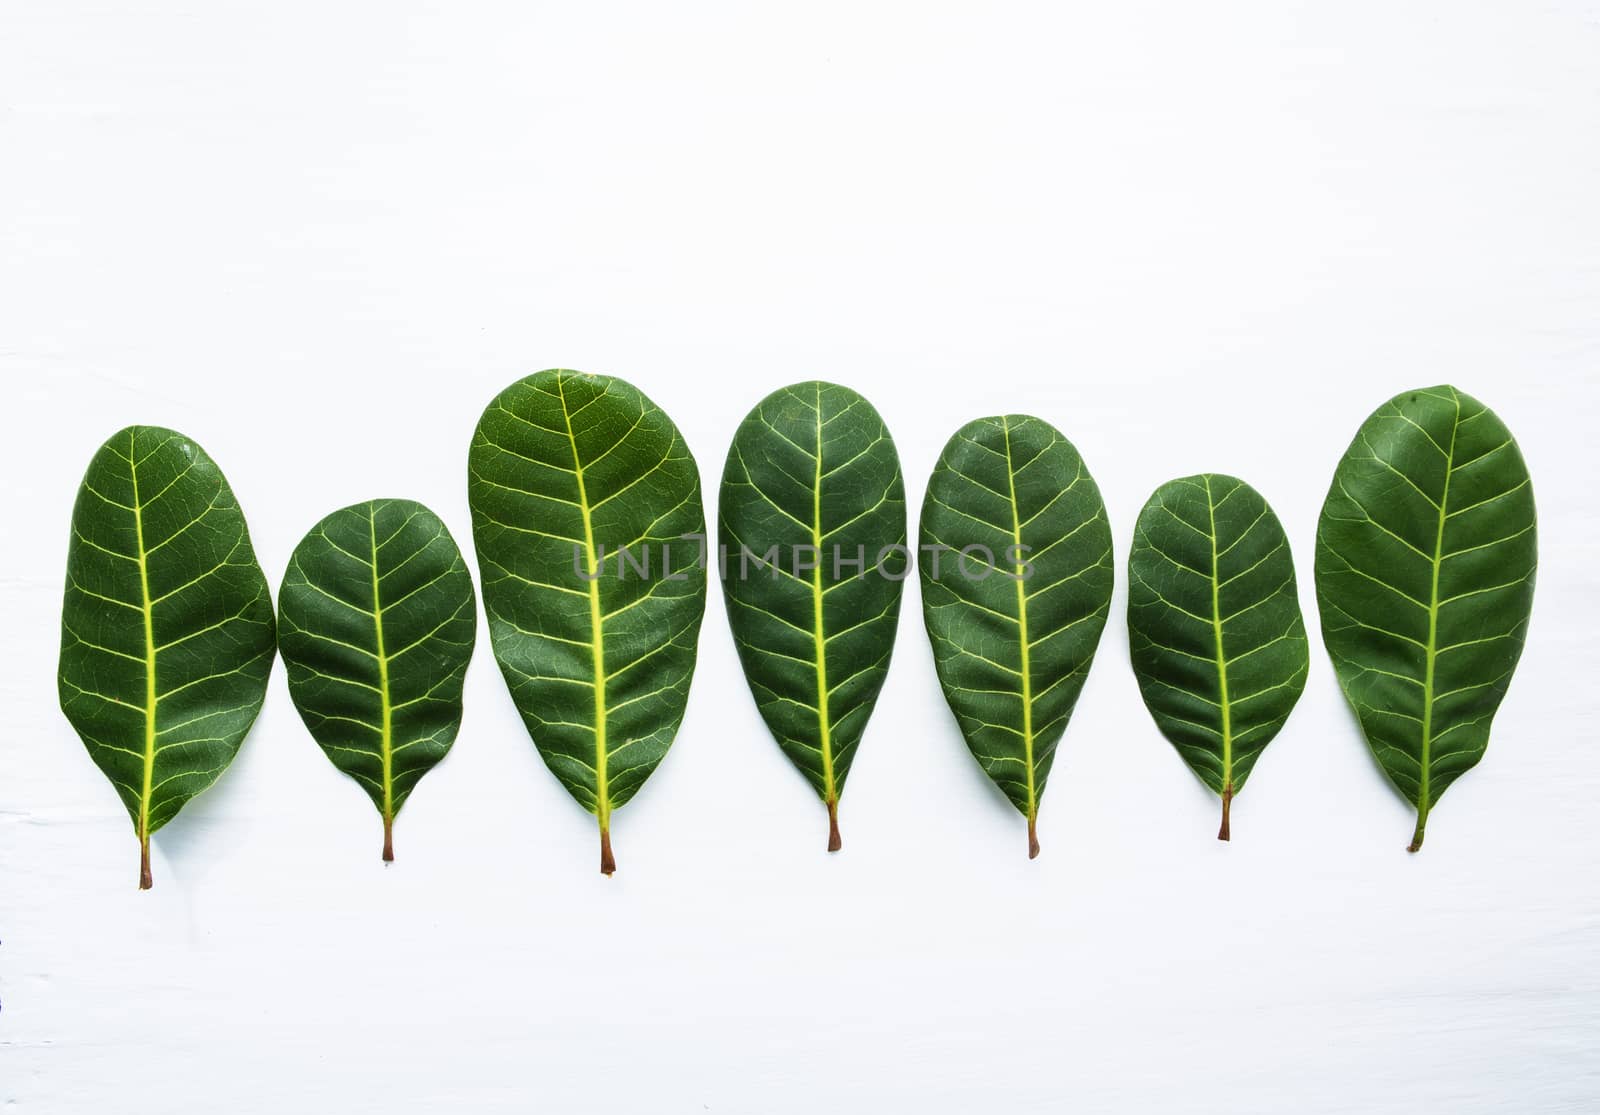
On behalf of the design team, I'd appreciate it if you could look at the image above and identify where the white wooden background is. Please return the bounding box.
[3,3,1597,1111]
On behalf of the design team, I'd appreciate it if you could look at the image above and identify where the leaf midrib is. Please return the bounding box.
[129,430,157,848]
[811,381,836,806]
[367,505,395,828]
[1204,475,1233,794]
[1000,417,1036,822]
[558,375,611,831]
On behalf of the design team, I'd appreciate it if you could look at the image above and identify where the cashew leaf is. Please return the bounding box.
[918,415,1113,858]
[277,499,476,861]
[58,426,276,888]
[1127,475,1308,840]
[468,370,706,874]
[1315,385,1536,851]
[718,382,908,851]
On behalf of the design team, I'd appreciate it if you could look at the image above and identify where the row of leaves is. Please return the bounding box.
[58,377,1536,886]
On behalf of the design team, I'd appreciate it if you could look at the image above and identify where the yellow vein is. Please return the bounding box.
[1415,392,1460,851]
[559,376,611,841]
[1001,418,1038,839]
[1204,476,1234,834]
[810,381,836,815]
[368,505,395,851]
[129,431,158,873]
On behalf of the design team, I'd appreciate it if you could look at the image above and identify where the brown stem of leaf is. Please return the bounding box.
[382,815,395,863]
[139,832,152,890]
[1027,815,1040,859]
[600,826,616,876]
[1218,782,1233,842]
[1408,806,1428,853]
[826,798,841,853]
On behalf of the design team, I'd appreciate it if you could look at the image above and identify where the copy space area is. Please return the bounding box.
[2,3,1597,1112]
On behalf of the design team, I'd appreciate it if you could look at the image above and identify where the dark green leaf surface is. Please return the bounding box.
[1127,475,1308,840]
[718,382,907,851]
[468,370,707,874]
[918,416,1113,858]
[278,500,476,862]
[58,426,276,888]
[1316,385,1536,851]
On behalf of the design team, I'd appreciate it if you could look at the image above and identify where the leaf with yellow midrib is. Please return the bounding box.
[918,415,1113,858]
[468,370,707,875]
[1315,385,1536,851]
[277,498,476,862]
[1127,474,1308,840]
[58,426,276,888]
[718,381,908,852]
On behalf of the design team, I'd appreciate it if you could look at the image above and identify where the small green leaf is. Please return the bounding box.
[1315,385,1536,851]
[468,370,707,874]
[58,426,276,888]
[277,499,476,862]
[1127,475,1309,840]
[718,382,908,851]
[918,415,1113,858]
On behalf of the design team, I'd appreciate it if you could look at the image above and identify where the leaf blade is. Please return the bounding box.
[1315,385,1536,850]
[277,499,477,861]
[917,415,1114,857]
[58,426,276,888]
[718,382,908,850]
[1127,474,1309,839]
[468,370,707,873]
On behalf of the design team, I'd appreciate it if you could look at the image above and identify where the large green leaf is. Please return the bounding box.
[1127,475,1308,840]
[277,499,476,862]
[468,370,707,874]
[718,382,908,851]
[1315,385,1536,851]
[918,415,1113,858]
[58,426,276,888]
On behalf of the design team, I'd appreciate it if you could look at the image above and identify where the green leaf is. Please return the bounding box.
[1127,475,1309,840]
[57,426,276,889]
[918,415,1113,858]
[1315,385,1536,852]
[277,499,477,862]
[468,370,707,874]
[717,381,908,851]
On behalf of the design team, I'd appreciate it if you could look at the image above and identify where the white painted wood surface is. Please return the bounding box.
[3,3,1596,1110]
